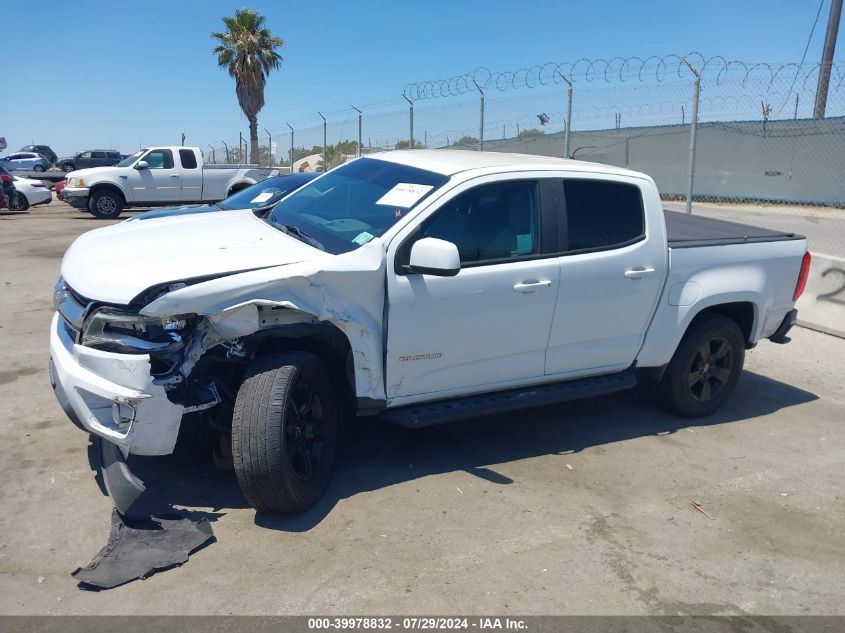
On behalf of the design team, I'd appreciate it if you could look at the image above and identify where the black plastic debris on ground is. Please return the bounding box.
[73,509,214,590]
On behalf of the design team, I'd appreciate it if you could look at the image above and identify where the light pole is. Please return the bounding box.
[318,112,327,171]
[264,128,272,166]
[287,123,294,174]
[351,105,362,157]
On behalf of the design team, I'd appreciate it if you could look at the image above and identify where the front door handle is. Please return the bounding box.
[624,267,656,279]
[514,280,552,292]
[170,174,180,178]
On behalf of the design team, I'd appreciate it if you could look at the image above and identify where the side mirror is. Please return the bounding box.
[408,237,460,277]
[135,161,149,170]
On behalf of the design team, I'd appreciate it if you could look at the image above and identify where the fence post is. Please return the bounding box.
[208,144,215,164]
[221,140,229,163]
[239,131,244,163]
[403,95,414,148]
[351,105,362,157]
[683,58,701,215]
[287,123,294,174]
[558,72,573,158]
[318,112,327,171]
[473,80,485,151]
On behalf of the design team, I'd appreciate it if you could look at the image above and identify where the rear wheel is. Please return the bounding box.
[232,352,338,514]
[33,165,45,172]
[9,192,28,211]
[89,189,124,219]
[658,315,745,417]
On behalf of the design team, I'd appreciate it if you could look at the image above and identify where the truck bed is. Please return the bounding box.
[664,210,804,248]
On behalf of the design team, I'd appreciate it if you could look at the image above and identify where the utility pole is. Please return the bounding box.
[264,128,272,166]
[287,123,294,174]
[351,105,362,156]
[403,95,414,148]
[814,0,842,118]
[318,112,327,171]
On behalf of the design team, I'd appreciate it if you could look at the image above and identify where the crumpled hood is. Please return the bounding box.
[62,209,327,305]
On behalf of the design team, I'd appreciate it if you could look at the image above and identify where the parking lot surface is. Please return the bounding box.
[1,202,843,615]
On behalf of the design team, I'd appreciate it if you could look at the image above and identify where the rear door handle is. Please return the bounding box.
[514,280,552,292]
[624,267,656,279]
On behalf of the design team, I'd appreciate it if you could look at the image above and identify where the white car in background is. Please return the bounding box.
[9,176,52,211]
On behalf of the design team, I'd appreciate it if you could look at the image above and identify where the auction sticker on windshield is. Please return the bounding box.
[250,191,274,204]
[375,183,433,208]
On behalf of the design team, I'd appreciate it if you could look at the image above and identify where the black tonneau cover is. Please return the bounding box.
[664,210,804,248]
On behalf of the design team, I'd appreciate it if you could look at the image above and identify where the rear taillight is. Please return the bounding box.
[793,251,811,301]
[0,174,11,183]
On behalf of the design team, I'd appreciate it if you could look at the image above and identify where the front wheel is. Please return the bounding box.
[658,315,745,418]
[62,163,74,173]
[232,352,338,514]
[89,189,124,219]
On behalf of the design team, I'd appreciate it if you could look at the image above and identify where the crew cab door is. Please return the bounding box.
[544,176,666,375]
[385,176,560,402]
[125,148,181,202]
[177,148,202,201]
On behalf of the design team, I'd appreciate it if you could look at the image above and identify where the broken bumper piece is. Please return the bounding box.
[49,312,185,456]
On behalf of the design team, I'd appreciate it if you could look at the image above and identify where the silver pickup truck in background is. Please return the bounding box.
[62,146,275,219]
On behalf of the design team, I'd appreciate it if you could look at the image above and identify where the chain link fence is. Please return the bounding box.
[205,53,844,210]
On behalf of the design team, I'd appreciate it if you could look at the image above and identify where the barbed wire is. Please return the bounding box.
[402,53,844,101]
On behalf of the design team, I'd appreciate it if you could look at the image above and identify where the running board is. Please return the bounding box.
[382,369,637,428]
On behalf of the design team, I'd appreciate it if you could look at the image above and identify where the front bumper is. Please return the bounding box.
[49,312,184,455]
[62,186,90,209]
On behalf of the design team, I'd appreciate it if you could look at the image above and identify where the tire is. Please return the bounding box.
[9,192,28,211]
[62,163,74,173]
[232,351,338,514]
[658,315,745,418]
[89,189,124,219]
[33,165,45,172]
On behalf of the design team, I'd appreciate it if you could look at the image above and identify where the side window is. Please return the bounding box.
[563,180,645,251]
[144,150,174,169]
[92,151,107,158]
[107,152,121,160]
[78,151,92,159]
[179,149,198,169]
[419,180,539,264]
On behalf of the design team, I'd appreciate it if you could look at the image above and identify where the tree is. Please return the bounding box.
[517,128,545,138]
[212,9,284,164]
[394,139,426,150]
[455,135,479,147]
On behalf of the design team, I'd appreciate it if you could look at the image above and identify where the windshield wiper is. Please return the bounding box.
[277,223,325,251]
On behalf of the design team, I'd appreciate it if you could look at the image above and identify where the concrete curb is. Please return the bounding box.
[796,252,845,339]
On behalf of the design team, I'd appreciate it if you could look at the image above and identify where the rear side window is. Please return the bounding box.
[179,149,198,169]
[107,152,121,159]
[92,151,107,158]
[563,180,645,251]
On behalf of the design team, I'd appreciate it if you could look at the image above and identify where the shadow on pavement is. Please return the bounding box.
[124,369,817,532]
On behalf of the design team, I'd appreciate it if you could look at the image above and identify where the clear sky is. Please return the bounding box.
[1,0,839,157]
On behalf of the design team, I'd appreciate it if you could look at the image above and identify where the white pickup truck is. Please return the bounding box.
[62,146,274,219]
[49,150,810,515]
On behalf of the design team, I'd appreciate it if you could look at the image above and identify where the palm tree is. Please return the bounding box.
[212,9,284,164]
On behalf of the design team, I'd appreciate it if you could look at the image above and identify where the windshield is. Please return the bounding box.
[117,150,145,168]
[266,158,448,254]
[218,174,316,210]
